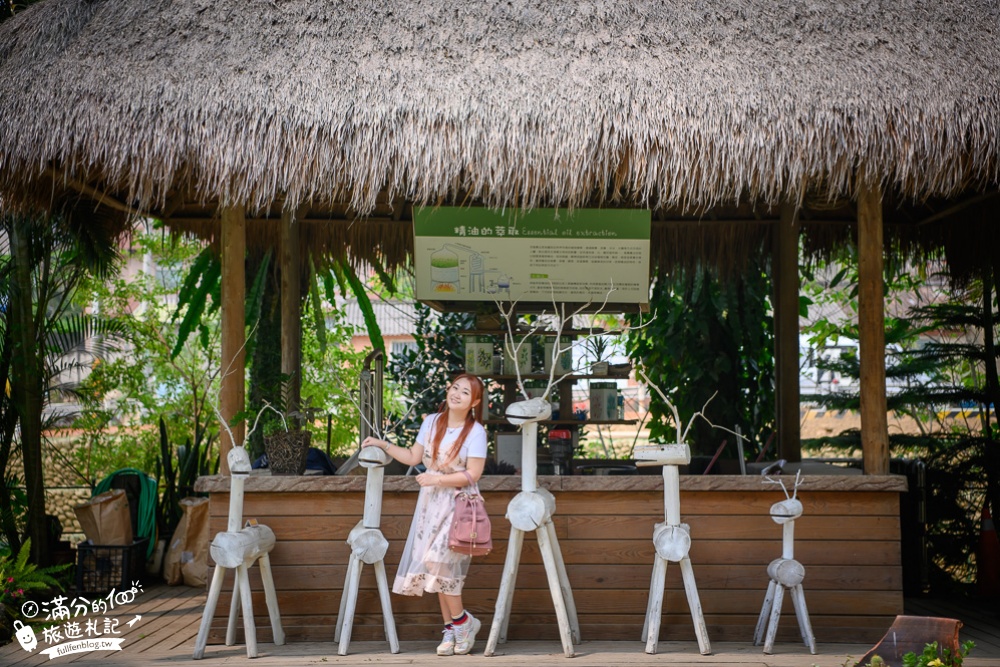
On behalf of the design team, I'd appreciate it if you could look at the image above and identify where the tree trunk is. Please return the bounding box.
[10,221,51,565]
[280,207,303,420]
[247,256,282,458]
[0,316,20,551]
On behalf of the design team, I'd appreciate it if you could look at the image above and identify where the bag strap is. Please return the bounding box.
[457,470,481,496]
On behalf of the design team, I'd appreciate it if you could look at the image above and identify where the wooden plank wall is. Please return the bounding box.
[202,476,905,646]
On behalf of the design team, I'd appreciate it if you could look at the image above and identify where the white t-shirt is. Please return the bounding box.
[416,413,488,461]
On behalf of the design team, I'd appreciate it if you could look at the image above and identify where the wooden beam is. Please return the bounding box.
[857,180,890,475]
[280,206,304,418]
[773,204,802,462]
[46,167,142,217]
[916,191,1000,226]
[220,205,247,475]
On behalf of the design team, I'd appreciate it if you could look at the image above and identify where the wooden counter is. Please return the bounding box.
[194,473,907,645]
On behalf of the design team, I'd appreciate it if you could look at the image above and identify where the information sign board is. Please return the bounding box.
[414,207,650,308]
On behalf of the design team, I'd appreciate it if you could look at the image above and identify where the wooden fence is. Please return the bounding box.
[196,474,906,645]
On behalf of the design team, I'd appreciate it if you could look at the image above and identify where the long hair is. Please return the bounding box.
[429,373,484,469]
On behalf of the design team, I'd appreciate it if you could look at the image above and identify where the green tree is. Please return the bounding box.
[626,257,775,459]
[297,296,375,458]
[0,210,123,564]
[801,251,1000,593]
[69,230,222,487]
[387,303,475,445]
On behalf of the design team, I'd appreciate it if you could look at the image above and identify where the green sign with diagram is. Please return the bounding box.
[413,207,651,307]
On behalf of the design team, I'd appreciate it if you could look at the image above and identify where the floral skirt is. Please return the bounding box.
[393,482,471,596]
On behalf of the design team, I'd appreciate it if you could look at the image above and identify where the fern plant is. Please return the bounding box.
[0,538,71,643]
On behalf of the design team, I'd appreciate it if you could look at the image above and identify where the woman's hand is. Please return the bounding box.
[415,472,441,487]
[361,436,387,450]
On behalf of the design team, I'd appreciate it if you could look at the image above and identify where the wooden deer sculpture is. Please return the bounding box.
[334,350,399,655]
[753,470,817,655]
[193,444,285,659]
[483,395,580,658]
[634,443,711,655]
[634,369,712,656]
[485,303,583,659]
[334,445,400,655]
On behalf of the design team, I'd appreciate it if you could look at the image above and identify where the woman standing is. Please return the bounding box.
[362,373,488,656]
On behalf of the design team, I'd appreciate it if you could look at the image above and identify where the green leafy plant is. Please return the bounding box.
[626,257,775,459]
[72,229,223,507]
[156,416,215,540]
[905,641,975,667]
[802,256,999,595]
[857,640,975,667]
[1,207,126,563]
[0,538,71,643]
[387,303,476,444]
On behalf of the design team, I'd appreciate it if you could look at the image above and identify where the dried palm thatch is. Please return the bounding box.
[0,0,998,269]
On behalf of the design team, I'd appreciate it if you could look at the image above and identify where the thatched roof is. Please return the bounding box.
[1,0,998,271]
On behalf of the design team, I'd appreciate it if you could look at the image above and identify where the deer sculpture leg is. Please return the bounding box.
[237,564,257,657]
[193,561,228,659]
[193,446,284,660]
[485,402,579,658]
[635,444,711,656]
[542,518,580,644]
[491,526,524,644]
[334,446,399,656]
[226,581,240,646]
[337,551,366,655]
[334,554,360,643]
[791,583,816,653]
[258,552,285,646]
[753,579,778,646]
[642,553,668,650]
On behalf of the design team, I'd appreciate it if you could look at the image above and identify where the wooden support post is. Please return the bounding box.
[220,205,246,474]
[280,206,303,417]
[773,203,802,462]
[858,180,890,475]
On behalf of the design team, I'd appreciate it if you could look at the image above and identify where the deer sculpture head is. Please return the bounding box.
[766,470,804,525]
[228,445,252,476]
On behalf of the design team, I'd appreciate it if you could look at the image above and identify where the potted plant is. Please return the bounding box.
[262,398,313,476]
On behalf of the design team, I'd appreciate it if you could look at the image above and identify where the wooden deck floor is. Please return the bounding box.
[2,583,998,666]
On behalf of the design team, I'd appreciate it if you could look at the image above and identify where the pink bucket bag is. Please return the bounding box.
[448,471,493,557]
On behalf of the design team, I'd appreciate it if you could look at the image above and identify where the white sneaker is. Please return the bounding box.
[436,626,455,656]
[452,613,481,655]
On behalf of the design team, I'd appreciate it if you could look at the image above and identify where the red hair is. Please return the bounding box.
[429,373,484,469]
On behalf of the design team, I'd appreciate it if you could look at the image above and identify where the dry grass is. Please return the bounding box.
[1,0,997,234]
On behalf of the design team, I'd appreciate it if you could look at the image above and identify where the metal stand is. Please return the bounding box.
[193,446,285,659]
[635,444,711,655]
[485,398,580,658]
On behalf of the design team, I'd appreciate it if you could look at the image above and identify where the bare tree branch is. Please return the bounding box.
[637,366,749,447]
